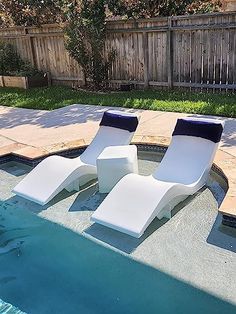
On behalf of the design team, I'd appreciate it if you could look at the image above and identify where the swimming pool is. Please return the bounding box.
[0,148,235,314]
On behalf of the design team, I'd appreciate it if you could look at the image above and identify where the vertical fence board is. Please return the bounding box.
[202,29,209,84]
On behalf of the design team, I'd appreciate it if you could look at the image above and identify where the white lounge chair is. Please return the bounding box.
[13,110,139,205]
[91,118,224,238]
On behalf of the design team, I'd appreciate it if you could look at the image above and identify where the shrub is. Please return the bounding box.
[65,0,115,89]
[0,42,24,75]
[0,41,43,77]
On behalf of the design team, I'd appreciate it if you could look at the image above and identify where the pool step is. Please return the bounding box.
[222,215,236,228]
[0,299,26,314]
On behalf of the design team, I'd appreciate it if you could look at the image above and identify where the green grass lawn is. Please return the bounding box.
[0,86,235,117]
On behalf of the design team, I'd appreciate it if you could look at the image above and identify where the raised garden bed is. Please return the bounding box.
[0,75,48,89]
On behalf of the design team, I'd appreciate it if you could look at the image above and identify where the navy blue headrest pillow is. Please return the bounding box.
[100,111,139,132]
[172,119,223,143]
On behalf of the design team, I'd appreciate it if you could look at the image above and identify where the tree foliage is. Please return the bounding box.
[0,0,223,28]
[107,0,188,18]
[0,0,66,27]
[187,0,222,14]
[107,0,222,19]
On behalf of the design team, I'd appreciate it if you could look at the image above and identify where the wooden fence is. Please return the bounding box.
[0,11,236,90]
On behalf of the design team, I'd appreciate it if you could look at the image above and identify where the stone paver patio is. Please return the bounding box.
[0,104,236,219]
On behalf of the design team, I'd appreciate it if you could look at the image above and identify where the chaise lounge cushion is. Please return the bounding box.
[100,110,139,132]
[172,118,223,143]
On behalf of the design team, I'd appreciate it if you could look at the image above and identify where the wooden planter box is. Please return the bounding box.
[0,75,48,89]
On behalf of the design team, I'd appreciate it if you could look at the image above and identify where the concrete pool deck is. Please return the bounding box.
[0,104,236,220]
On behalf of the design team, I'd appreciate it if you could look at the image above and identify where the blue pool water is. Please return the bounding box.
[0,201,235,314]
[0,150,234,314]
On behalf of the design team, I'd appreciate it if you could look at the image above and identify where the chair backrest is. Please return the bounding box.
[80,110,139,165]
[153,118,224,186]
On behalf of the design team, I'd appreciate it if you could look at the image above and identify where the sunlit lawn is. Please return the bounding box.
[0,86,235,117]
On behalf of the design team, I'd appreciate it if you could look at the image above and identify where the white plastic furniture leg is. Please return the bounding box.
[65,179,81,192]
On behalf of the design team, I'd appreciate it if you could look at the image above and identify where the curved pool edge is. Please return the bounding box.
[0,135,235,228]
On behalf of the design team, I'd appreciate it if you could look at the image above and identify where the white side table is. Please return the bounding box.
[97,145,138,193]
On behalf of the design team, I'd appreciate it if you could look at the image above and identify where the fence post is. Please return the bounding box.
[0,76,4,87]
[167,17,173,89]
[46,71,52,86]
[24,77,29,89]
[142,31,149,88]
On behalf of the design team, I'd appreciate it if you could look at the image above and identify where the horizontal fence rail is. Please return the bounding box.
[0,12,235,91]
